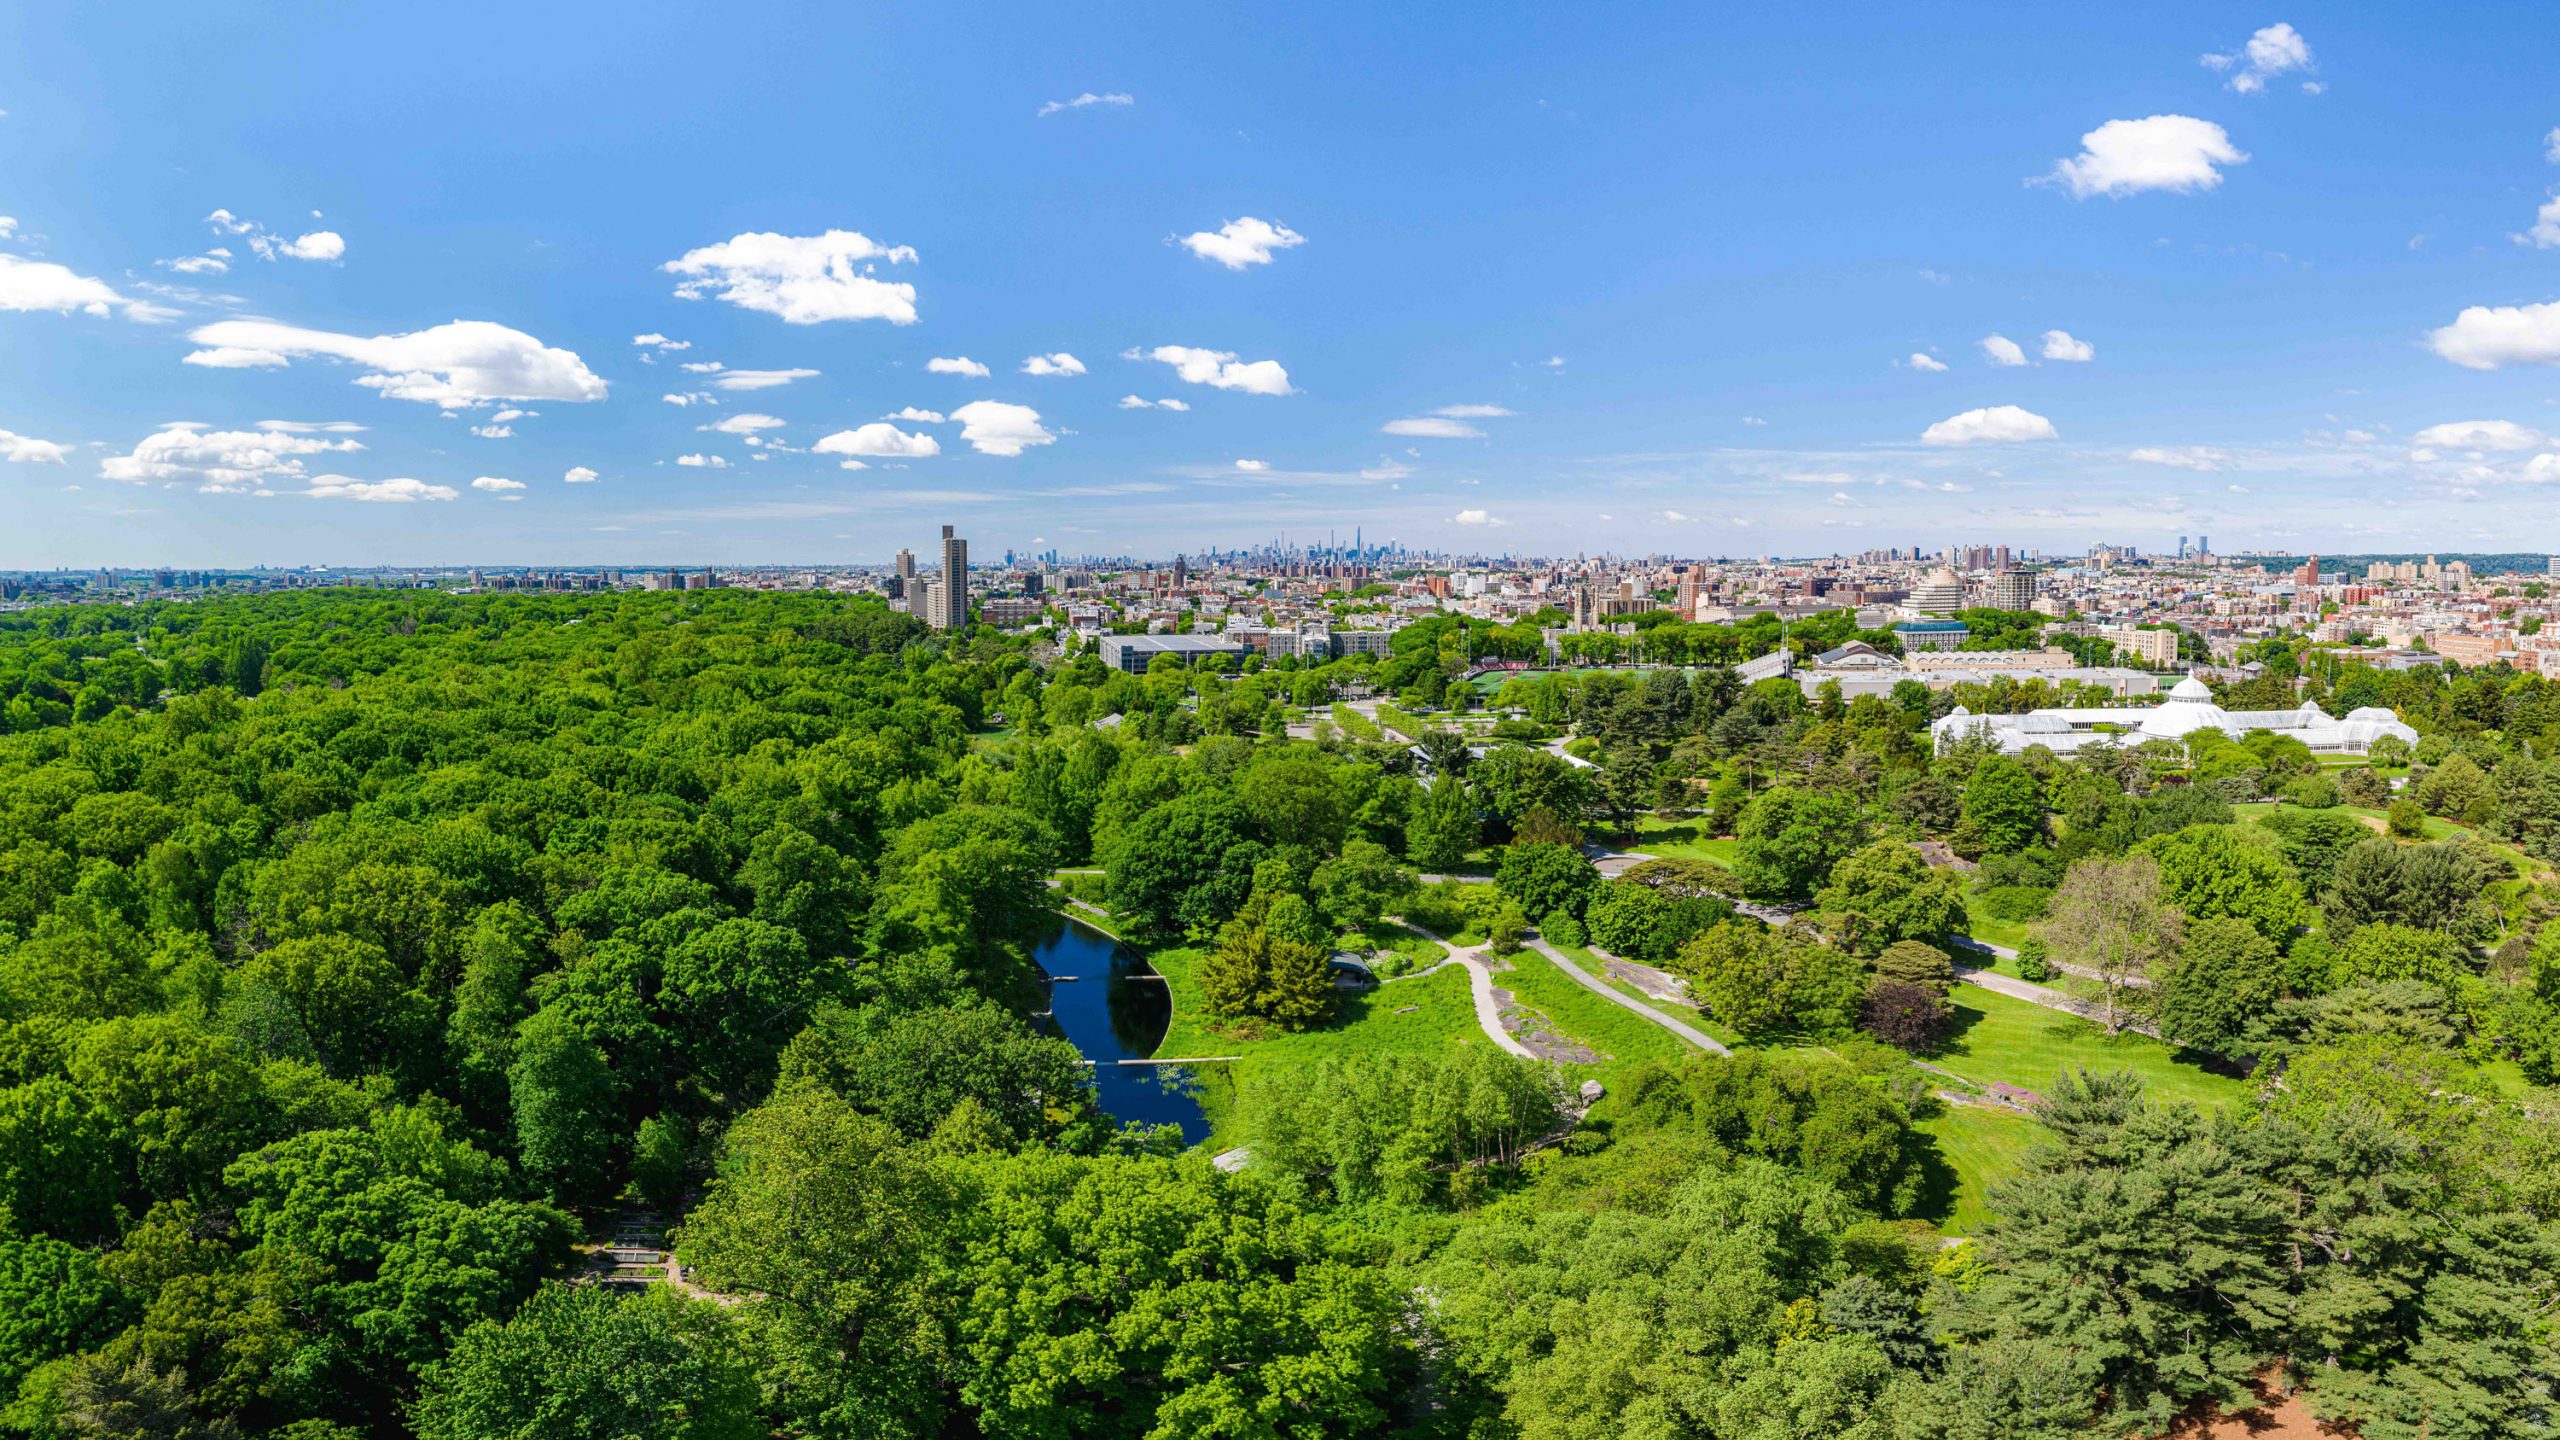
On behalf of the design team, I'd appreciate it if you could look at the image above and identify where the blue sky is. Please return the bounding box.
[6,3,2560,566]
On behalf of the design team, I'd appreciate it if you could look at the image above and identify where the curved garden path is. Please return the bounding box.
[1390,922,1541,1059]
[1525,938,1733,1056]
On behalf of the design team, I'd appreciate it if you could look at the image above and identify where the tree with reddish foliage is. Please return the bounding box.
[1859,978,1952,1052]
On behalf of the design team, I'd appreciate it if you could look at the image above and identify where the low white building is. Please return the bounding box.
[1931,676,2418,756]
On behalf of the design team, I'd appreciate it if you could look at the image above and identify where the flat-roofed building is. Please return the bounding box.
[1097,633,1247,673]
[2101,625,2181,667]
[1894,619,1970,652]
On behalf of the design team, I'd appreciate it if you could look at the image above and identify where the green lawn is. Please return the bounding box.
[1553,944,1752,1049]
[1914,1105,2046,1235]
[1957,892,2037,952]
[2229,801,2545,874]
[1344,920,1449,975]
[2469,1057,2546,1103]
[1630,815,1742,867]
[1150,946,1490,1145]
[1929,982,2245,1111]
[1953,944,2037,984]
[1489,945,1694,1077]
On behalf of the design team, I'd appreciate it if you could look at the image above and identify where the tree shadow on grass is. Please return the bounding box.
[1906,1131,1963,1229]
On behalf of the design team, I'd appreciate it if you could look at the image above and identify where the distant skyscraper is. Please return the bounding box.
[931,524,969,630]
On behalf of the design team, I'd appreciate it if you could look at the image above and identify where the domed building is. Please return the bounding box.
[2133,677,2233,741]
[1931,674,2418,757]
[1904,566,1969,617]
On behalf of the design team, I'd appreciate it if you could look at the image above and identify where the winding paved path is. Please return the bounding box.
[1525,937,1733,1056]
[1393,922,1540,1059]
[1951,934,2149,989]
[1950,950,2165,1039]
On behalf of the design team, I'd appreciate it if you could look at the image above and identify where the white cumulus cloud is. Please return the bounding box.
[1234,459,1269,472]
[1979,334,2028,366]
[1179,217,1306,270]
[814,423,940,461]
[632,333,690,350]
[1921,405,2057,445]
[0,253,170,321]
[207,209,345,263]
[702,412,785,435]
[676,453,729,468]
[1450,509,1506,527]
[661,391,714,406]
[2515,197,2560,250]
[662,230,919,325]
[2411,420,2544,451]
[184,318,608,407]
[2429,301,2560,370]
[884,407,946,423]
[1038,91,1133,117]
[2201,23,2313,93]
[471,476,525,492]
[564,466,598,484]
[928,356,991,378]
[1021,352,1087,376]
[950,400,1055,456]
[2049,115,2247,198]
[1117,395,1189,410]
[1131,344,1292,395]
[1904,352,1948,372]
[2041,329,2095,361]
[0,428,69,463]
[275,231,344,261]
[101,420,365,492]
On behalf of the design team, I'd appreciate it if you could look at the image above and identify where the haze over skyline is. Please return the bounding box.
[8,3,2560,566]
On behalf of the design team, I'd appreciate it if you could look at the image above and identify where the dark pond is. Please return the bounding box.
[1034,917,1211,1144]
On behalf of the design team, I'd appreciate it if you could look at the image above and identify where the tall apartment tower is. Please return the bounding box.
[932,524,969,630]
[1989,567,2038,612]
[891,547,916,601]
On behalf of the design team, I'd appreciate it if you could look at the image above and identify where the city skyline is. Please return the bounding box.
[9,6,2560,565]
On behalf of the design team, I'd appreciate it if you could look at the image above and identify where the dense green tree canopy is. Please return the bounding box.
[0,585,2547,1440]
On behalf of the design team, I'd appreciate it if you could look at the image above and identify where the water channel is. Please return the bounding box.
[1033,916,1212,1143]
